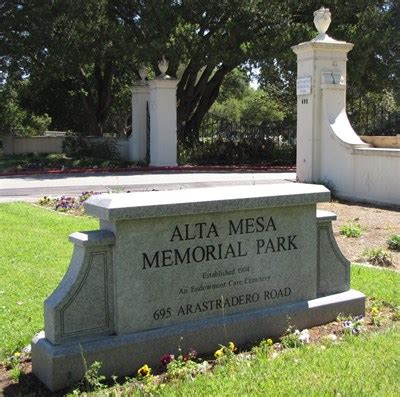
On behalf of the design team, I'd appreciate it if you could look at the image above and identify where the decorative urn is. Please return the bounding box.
[158,55,169,78]
[313,7,331,36]
[138,66,148,83]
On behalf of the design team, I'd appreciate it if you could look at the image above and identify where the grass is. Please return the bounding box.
[351,264,399,305]
[0,203,97,359]
[156,325,400,397]
[0,203,399,396]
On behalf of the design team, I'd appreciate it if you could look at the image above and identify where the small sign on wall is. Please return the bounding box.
[296,77,312,96]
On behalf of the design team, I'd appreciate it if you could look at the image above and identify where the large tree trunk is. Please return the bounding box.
[79,59,114,136]
[177,62,234,146]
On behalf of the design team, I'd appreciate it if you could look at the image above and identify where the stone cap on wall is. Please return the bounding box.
[84,183,330,221]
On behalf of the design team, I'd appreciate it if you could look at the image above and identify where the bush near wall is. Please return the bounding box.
[62,133,120,160]
[179,138,296,165]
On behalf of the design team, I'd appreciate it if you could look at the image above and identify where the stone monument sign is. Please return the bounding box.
[32,183,365,390]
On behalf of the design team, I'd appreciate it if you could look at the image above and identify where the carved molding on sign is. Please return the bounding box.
[44,230,115,345]
[60,251,110,338]
[316,218,349,297]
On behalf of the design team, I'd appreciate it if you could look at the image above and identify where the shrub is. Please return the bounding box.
[62,133,89,158]
[387,234,400,251]
[339,223,363,238]
[62,133,119,160]
[363,248,393,267]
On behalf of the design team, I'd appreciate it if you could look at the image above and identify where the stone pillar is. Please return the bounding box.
[128,82,149,162]
[292,7,354,183]
[148,77,178,166]
[148,57,178,167]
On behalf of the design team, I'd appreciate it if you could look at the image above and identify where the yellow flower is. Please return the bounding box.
[14,352,21,358]
[371,307,379,316]
[228,341,237,352]
[266,338,273,346]
[214,348,224,359]
[137,364,151,377]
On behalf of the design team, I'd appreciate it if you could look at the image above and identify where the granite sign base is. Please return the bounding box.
[32,289,365,391]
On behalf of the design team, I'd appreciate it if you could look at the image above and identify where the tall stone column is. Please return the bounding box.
[128,68,149,162]
[149,57,178,167]
[292,8,354,183]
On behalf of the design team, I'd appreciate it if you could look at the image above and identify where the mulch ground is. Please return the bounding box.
[318,200,400,269]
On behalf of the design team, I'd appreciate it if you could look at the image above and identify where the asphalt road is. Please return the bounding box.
[0,171,296,202]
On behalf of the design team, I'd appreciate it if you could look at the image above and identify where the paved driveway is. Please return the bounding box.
[0,171,296,202]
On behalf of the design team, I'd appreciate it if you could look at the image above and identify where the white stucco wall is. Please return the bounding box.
[293,31,400,207]
[320,89,400,206]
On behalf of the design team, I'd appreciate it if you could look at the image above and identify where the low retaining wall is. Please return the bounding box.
[3,135,64,155]
[2,135,129,160]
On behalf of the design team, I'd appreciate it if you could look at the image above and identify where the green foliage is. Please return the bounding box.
[211,68,288,125]
[62,133,120,160]
[339,223,363,238]
[166,357,199,380]
[252,338,274,357]
[0,84,51,136]
[0,152,132,173]
[179,137,295,166]
[280,331,303,349]
[369,305,383,327]
[82,361,106,392]
[9,365,22,383]
[3,1,399,141]
[280,327,310,348]
[258,2,400,109]
[363,248,393,267]
[387,234,400,251]
[212,88,287,125]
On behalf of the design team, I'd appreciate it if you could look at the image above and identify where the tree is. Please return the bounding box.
[256,1,400,106]
[1,0,141,135]
[0,81,51,135]
[1,1,398,142]
[211,68,288,125]
[1,0,288,139]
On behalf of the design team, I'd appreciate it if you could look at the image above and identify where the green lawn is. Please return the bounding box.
[0,203,399,396]
[0,203,97,359]
[158,325,400,397]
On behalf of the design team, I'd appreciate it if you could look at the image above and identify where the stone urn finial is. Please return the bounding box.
[138,66,148,83]
[313,7,331,36]
[158,55,169,78]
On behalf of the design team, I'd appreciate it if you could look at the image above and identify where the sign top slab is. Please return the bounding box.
[84,183,330,221]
